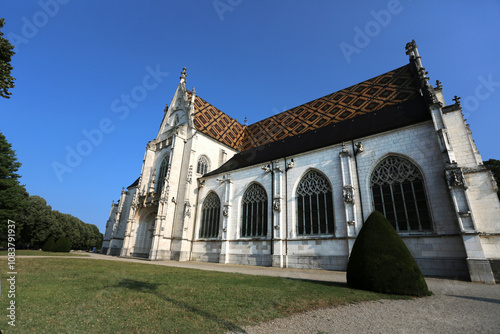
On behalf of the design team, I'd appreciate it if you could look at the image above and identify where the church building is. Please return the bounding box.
[102,41,500,284]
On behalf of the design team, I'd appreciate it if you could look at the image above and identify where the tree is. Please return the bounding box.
[0,131,27,244]
[347,211,431,296]
[483,159,500,200]
[19,195,53,246]
[0,18,15,98]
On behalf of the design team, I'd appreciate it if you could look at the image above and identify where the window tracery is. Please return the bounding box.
[296,171,334,235]
[156,155,169,194]
[371,156,432,232]
[197,156,209,175]
[199,192,221,238]
[241,183,268,237]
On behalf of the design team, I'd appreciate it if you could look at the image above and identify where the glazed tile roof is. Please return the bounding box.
[205,95,430,177]
[192,63,420,151]
[242,64,419,149]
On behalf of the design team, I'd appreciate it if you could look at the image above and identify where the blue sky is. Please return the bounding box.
[2,1,499,234]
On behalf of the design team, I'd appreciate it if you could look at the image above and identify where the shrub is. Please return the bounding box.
[53,237,71,253]
[346,211,431,296]
[42,237,55,252]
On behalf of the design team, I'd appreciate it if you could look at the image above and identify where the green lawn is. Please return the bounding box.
[0,258,407,333]
[0,250,90,257]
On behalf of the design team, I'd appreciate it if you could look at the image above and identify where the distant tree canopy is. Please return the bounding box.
[0,18,16,98]
[19,195,103,249]
[0,131,102,249]
[0,131,28,240]
[484,159,500,200]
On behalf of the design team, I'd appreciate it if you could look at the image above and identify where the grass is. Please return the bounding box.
[0,258,408,333]
[0,249,90,257]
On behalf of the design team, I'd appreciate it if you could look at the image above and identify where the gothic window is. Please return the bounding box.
[370,156,432,232]
[241,183,268,237]
[199,192,221,239]
[296,171,334,235]
[156,155,169,194]
[197,155,209,175]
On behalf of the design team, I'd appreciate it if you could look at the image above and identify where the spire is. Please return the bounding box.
[180,67,187,85]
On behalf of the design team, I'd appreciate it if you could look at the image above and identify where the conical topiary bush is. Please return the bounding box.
[347,211,431,296]
[42,236,55,252]
[53,237,71,253]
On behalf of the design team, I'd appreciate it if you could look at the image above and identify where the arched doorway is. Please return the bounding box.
[133,211,156,258]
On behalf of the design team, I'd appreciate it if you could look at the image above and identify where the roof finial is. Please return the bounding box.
[244,116,247,126]
[180,67,187,84]
[405,39,417,54]
[405,40,423,71]
[435,80,442,90]
[453,95,461,106]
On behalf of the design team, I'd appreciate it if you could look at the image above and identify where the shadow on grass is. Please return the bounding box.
[118,279,161,292]
[113,278,247,333]
[279,277,349,289]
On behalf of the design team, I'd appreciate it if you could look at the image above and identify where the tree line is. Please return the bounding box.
[20,195,102,250]
[0,131,102,250]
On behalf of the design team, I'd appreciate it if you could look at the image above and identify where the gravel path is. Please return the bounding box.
[232,278,500,334]
[10,253,500,333]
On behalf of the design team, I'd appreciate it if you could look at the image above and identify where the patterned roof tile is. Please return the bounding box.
[191,63,419,151]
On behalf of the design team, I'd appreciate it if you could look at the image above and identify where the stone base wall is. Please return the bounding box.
[191,251,220,263]
[226,254,272,266]
[108,247,121,256]
[489,259,500,283]
[467,258,495,284]
[415,257,469,279]
[286,255,348,271]
[131,252,148,258]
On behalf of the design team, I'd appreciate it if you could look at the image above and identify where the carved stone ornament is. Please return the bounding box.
[405,39,417,54]
[147,141,156,151]
[491,172,499,192]
[184,201,191,217]
[273,199,281,212]
[223,205,229,217]
[458,211,471,218]
[339,142,350,156]
[187,165,193,184]
[343,186,354,204]
[445,168,468,189]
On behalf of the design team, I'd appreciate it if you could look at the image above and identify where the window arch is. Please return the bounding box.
[241,183,268,237]
[199,192,221,238]
[156,155,169,194]
[370,156,432,232]
[296,170,334,235]
[197,155,210,175]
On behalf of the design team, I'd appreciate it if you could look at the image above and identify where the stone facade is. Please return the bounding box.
[102,41,500,284]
